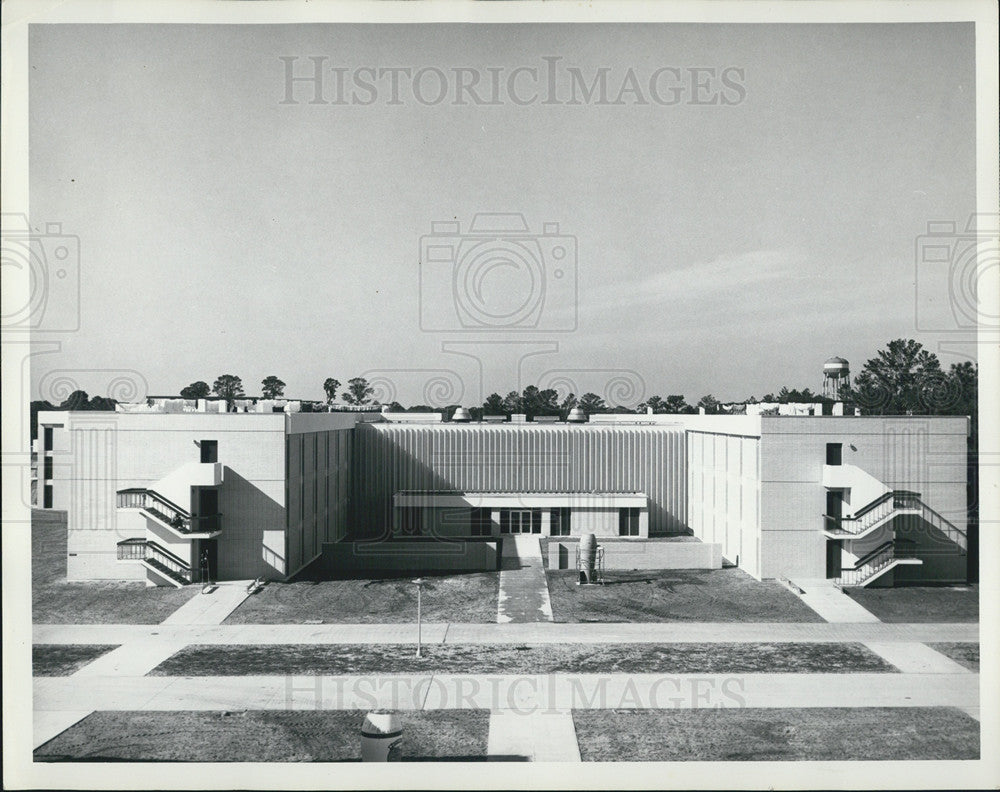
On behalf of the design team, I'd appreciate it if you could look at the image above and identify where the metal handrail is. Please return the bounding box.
[838,543,897,587]
[116,488,222,534]
[115,538,192,583]
[824,490,967,552]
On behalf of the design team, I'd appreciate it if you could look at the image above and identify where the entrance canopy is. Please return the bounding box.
[393,491,648,509]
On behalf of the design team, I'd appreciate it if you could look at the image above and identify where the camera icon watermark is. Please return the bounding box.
[419,213,577,333]
[914,213,999,335]
[361,368,465,409]
[1,213,81,333]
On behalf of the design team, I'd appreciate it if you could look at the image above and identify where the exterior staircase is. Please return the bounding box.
[117,538,192,587]
[117,488,221,537]
[835,539,922,587]
[823,489,967,551]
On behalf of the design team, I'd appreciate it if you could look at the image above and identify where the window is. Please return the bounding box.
[43,456,53,480]
[550,507,571,536]
[43,427,53,450]
[499,509,541,534]
[200,440,218,463]
[618,507,640,536]
[43,485,53,509]
[826,443,842,466]
[471,507,492,536]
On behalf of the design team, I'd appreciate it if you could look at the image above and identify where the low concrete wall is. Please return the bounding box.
[546,538,722,571]
[320,537,503,576]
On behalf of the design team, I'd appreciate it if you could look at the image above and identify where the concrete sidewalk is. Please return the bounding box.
[497,535,553,623]
[33,620,980,646]
[160,581,252,625]
[33,581,253,749]
[792,579,882,623]
[35,671,979,715]
[488,710,581,761]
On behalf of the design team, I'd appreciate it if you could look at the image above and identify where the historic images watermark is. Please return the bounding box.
[284,673,748,713]
[279,56,747,107]
[914,213,999,336]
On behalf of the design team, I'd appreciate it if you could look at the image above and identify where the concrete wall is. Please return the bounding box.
[547,539,722,571]
[686,431,762,578]
[284,412,381,578]
[759,416,969,581]
[59,413,287,581]
[352,423,687,539]
[320,538,502,576]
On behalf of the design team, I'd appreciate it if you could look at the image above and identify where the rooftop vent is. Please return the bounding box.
[567,407,588,423]
[451,407,472,422]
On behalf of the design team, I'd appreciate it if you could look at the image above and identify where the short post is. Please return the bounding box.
[411,577,424,658]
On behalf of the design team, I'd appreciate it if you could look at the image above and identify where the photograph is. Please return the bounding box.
[2,1,997,789]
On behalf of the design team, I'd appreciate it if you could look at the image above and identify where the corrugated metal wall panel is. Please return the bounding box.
[351,424,688,537]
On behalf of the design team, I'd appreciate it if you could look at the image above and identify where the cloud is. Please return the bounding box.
[563,248,804,317]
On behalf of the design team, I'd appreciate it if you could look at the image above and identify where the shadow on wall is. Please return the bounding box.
[894,514,969,584]
[349,424,689,539]
[218,467,285,580]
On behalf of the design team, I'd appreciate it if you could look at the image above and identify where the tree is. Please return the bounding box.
[578,393,608,414]
[180,381,210,400]
[342,377,374,405]
[261,376,286,400]
[664,395,690,414]
[639,395,668,413]
[212,375,244,410]
[482,393,507,415]
[323,378,341,403]
[559,392,578,418]
[501,390,523,414]
[61,390,91,411]
[520,385,559,417]
[696,394,720,414]
[841,339,943,415]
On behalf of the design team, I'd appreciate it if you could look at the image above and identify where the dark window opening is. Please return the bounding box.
[43,427,53,450]
[550,507,571,536]
[200,440,219,464]
[618,507,640,536]
[43,457,53,480]
[471,507,492,536]
[43,485,53,509]
[826,443,843,466]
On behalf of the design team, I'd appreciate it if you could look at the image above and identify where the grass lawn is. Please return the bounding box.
[33,644,119,676]
[225,572,499,624]
[572,707,980,761]
[151,642,895,676]
[32,509,197,624]
[34,709,489,762]
[845,586,979,623]
[927,642,980,671]
[546,568,824,623]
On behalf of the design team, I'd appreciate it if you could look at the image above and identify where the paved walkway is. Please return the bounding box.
[35,672,979,714]
[160,580,253,625]
[32,582,252,749]
[487,711,581,761]
[33,621,980,646]
[497,535,552,623]
[792,579,881,623]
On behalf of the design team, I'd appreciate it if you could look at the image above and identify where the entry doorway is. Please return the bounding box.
[499,508,541,534]
[825,539,842,579]
[198,539,218,582]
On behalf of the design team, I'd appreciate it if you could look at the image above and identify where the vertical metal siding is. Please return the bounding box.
[351,424,687,537]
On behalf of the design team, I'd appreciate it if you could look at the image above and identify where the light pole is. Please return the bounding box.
[411,578,425,658]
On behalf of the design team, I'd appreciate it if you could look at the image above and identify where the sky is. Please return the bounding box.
[27,22,977,406]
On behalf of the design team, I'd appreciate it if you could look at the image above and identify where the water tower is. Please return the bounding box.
[822,356,851,400]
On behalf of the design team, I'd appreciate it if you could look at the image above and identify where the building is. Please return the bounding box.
[35,408,971,588]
